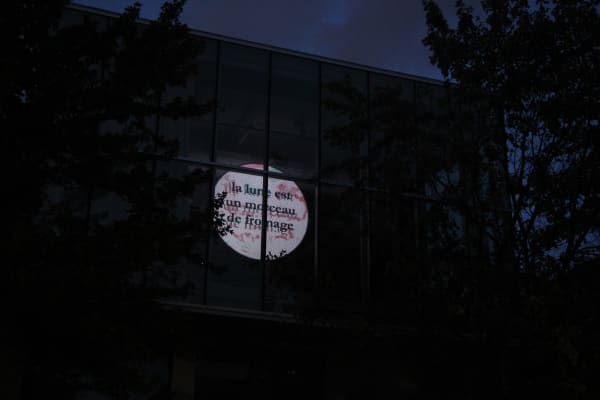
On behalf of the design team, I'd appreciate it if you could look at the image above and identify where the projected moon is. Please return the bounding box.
[214,164,309,260]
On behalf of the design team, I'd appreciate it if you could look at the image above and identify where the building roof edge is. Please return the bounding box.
[69,2,445,86]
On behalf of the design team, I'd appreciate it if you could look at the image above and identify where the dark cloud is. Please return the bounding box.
[75,0,482,79]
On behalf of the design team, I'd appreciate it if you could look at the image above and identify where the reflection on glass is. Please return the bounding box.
[416,83,462,201]
[270,54,318,178]
[369,74,416,192]
[159,39,217,161]
[154,161,212,303]
[321,64,368,185]
[207,168,263,309]
[319,184,364,308]
[265,182,315,313]
[90,190,128,225]
[207,234,262,309]
[215,43,268,166]
[59,8,84,28]
[420,200,466,291]
[370,193,417,319]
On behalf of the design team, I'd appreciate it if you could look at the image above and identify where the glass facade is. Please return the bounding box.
[31,8,517,400]
[67,7,509,320]
[147,35,510,319]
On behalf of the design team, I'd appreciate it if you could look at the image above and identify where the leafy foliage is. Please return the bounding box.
[4,1,221,397]
[424,0,599,273]
[423,0,599,397]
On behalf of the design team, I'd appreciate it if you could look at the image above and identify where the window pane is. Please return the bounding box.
[419,200,467,293]
[159,39,217,162]
[207,168,264,309]
[269,54,318,178]
[215,43,268,166]
[416,83,462,201]
[187,38,218,161]
[265,181,315,313]
[370,193,417,321]
[369,73,416,192]
[90,189,128,225]
[318,184,365,309]
[59,8,84,28]
[321,65,368,185]
[153,160,211,304]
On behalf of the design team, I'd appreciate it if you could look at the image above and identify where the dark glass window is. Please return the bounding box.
[419,200,466,293]
[318,184,365,309]
[321,64,368,185]
[269,54,318,178]
[207,168,264,310]
[215,43,268,167]
[416,83,462,201]
[152,160,212,303]
[59,8,84,28]
[369,73,416,192]
[90,190,128,225]
[159,39,217,162]
[265,181,315,313]
[83,13,109,30]
[370,193,417,320]
[480,210,511,269]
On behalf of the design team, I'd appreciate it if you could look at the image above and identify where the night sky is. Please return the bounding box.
[74,0,479,79]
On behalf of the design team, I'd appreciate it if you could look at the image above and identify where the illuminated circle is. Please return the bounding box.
[214,164,309,260]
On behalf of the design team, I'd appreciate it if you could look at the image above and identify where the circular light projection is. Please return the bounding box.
[214,164,309,260]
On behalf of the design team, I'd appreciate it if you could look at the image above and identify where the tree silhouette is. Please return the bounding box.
[4,1,222,398]
[423,0,599,397]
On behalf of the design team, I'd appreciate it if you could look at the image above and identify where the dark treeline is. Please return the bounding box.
[421,0,599,397]
[4,1,222,398]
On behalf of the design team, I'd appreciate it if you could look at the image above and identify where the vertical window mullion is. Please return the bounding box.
[260,51,273,311]
[314,61,322,308]
[363,72,372,308]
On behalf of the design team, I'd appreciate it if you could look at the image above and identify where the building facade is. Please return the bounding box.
[54,5,511,399]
